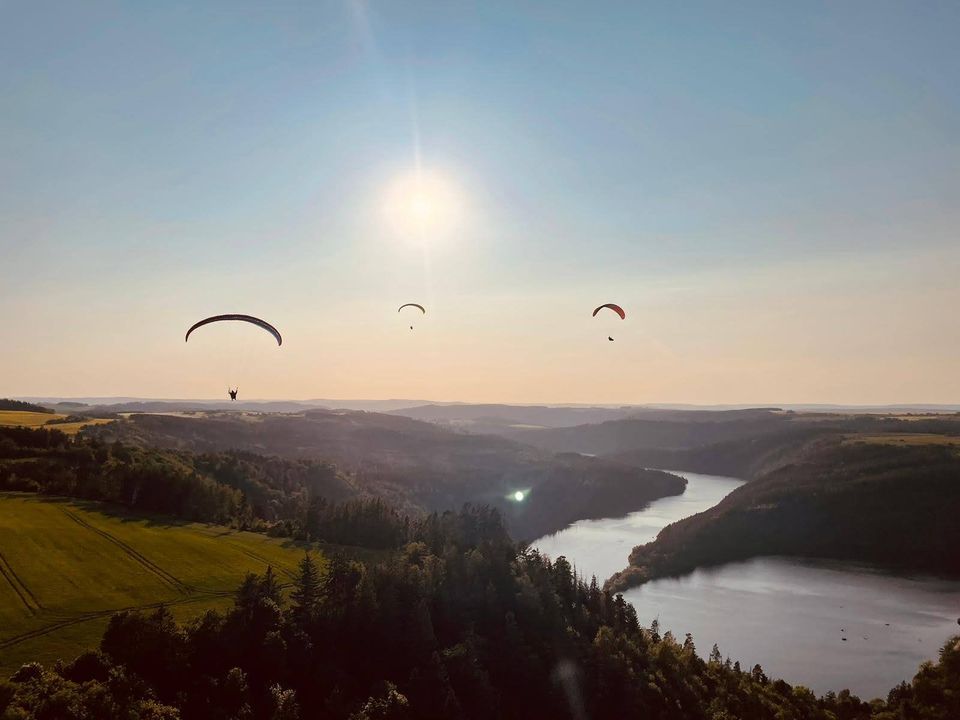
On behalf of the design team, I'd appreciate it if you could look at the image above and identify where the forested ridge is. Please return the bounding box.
[608,438,960,592]
[2,504,958,719]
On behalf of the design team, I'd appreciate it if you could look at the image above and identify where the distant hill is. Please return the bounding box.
[85,410,686,541]
[609,426,838,479]
[505,408,793,455]
[0,399,53,413]
[17,397,433,413]
[388,403,640,431]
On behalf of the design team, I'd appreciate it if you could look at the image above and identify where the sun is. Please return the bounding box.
[384,168,464,243]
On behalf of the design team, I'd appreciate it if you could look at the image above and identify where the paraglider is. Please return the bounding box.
[592,303,625,320]
[185,314,282,346]
[185,315,281,399]
[593,303,625,341]
[398,303,425,330]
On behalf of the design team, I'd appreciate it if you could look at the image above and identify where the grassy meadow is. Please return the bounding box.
[0,493,323,673]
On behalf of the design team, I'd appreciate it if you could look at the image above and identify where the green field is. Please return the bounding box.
[0,493,323,673]
[0,410,113,435]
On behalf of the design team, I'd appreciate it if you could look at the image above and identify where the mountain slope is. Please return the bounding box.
[607,438,960,591]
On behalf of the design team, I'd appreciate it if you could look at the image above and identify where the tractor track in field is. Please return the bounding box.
[59,507,194,594]
[0,551,41,614]
[0,582,293,651]
[224,543,298,579]
[0,592,229,650]
[1,501,302,654]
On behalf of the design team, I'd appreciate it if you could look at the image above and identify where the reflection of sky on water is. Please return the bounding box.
[532,470,744,582]
[533,470,960,698]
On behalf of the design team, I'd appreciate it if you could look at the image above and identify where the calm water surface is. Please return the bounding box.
[532,470,960,698]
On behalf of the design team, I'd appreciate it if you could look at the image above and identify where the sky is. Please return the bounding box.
[2,0,959,405]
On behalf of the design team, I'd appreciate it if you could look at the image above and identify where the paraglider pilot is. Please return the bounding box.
[228,387,238,401]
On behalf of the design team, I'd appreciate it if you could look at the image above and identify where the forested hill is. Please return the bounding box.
[0,399,53,413]
[505,408,796,454]
[502,408,960,459]
[608,426,836,480]
[84,411,686,540]
[608,437,960,592]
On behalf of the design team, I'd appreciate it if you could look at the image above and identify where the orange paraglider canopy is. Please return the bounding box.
[592,303,625,320]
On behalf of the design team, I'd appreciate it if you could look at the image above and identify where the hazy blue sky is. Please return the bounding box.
[2,1,958,403]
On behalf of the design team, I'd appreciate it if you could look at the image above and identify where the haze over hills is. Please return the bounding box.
[81,409,685,541]
[17,396,960,427]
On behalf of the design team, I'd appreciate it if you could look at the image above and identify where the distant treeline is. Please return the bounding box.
[3,504,958,719]
[0,398,53,413]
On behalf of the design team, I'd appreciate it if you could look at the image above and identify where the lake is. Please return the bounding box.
[532,470,960,699]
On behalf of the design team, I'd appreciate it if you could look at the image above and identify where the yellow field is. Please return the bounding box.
[0,411,59,428]
[0,493,322,673]
[0,410,113,435]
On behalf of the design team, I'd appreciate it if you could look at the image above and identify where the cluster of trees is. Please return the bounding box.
[4,504,959,719]
[0,398,53,413]
[269,495,410,548]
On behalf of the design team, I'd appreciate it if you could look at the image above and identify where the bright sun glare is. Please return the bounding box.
[384,169,464,243]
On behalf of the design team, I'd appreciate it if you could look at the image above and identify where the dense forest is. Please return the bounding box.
[608,438,960,591]
[83,412,688,540]
[2,504,958,719]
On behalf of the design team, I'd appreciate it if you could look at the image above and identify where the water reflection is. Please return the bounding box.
[532,470,960,698]
[532,470,743,582]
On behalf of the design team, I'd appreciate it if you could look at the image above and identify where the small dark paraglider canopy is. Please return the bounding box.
[398,303,426,314]
[592,303,626,320]
[185,314,283,346]
[608,336,614,342]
